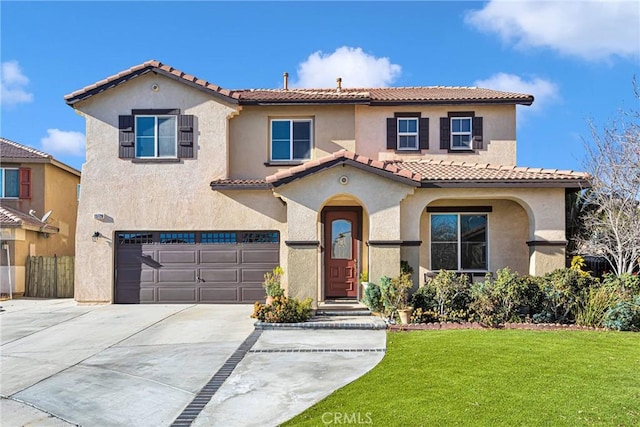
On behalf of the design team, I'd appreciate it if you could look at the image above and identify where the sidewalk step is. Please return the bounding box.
[254,315,386,331]
[315,310,372,316]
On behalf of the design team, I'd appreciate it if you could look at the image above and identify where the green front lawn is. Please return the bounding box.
[284,330,640,426]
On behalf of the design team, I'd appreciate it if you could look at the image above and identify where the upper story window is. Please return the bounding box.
[270,119,312,161]
[440,112,483,152]
[0,167,30,199]
[386,113,428,151]
[430,212,488,271]
[135,115,177,158]
[119,110,194,161]
[397,118,419,150]
[451,117,472,150]
[0,168,20,198]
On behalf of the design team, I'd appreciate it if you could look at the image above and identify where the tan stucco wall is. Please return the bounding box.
[355,104,517,166]
[72,74,288,302]
[275,165,416,287]
[401,187,567,279]
[228,105,356,179]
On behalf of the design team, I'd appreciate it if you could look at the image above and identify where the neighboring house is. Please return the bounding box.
[0,138,81,295]
[64,60,588,305]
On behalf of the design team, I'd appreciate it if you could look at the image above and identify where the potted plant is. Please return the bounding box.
[381,272,414,324]
[263,266,284,304]
[359,270,370,292]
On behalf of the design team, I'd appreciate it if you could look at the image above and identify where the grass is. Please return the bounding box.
[283,330,640,426]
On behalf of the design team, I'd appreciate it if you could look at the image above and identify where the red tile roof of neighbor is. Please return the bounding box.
[0,206,58,232]
[1,137,51,159]
[210,150,589,190]
[64,60,534,106]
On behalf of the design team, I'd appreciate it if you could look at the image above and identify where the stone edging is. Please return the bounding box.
[254,320,387,330]
[388,322,608,331]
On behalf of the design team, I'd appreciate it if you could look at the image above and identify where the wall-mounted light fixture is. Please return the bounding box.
[1,241,8,250]
[92,231,102,242]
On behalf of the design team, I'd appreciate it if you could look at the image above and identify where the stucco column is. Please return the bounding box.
[525,188,568,275]
[528,242,567,276]
[367,204,402,284]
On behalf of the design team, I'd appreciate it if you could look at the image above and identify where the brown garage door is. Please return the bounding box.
[115,231,279,304]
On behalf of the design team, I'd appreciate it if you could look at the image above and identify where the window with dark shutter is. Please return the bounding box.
[118,115,135,159]
[440,117,450,149]
[177,115,195,159]
[19,167,31,199]
[386,117,397,149]
[419,117,429,149]
[472,116,483,149]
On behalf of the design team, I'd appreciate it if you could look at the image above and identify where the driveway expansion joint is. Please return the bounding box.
[170,329,263,426]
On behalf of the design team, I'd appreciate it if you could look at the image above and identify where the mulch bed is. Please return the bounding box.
[388,321,607,332]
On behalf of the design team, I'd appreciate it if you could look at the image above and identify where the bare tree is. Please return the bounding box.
[581,81,640,275]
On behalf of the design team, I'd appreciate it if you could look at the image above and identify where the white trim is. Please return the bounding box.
[429,212,489,272]
[269,118,313,161]
[134,115,178,159]
[0,168,20,199]
[397,117,419,150]
[450,117,473,150]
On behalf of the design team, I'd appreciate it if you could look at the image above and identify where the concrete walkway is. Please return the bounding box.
[0,299,386,426]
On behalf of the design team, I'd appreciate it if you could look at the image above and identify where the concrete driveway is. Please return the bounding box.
[1,299,386,427]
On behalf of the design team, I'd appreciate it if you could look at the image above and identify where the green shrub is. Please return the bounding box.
[469,268,540,326]
[251,296,313,323]
[410,284,437,312]
[263,266,285,298]
[603,295,640,331]
[601,273,640,300]
[380,273,413,318]
[575,285,621,328]
[361,282,383,313]
[534,268,597,323]
[410,307,439,323]
[422,270,471,322]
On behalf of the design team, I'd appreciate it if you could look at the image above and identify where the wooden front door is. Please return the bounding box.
[324,209,360,298]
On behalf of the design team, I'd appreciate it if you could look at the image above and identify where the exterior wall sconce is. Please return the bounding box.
[92,231,102,242]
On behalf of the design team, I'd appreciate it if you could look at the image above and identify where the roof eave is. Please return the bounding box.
[370,98,534,107]
[210,183,272,191]
[419,179,591,188]
[239,100,369,106]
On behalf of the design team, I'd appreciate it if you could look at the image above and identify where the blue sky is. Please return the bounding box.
[2,1,639,172]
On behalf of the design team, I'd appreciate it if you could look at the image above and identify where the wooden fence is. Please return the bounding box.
[25,256,74,298]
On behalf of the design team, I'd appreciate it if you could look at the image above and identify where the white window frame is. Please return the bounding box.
[0,167,20,199]
[429,213,489,272]
[450,117,473,150]
[396,117,419,150]
[270,118,313,161]
[135,115,178,159]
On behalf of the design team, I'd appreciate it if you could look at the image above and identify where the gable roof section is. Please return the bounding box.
[1,137,81,176]
[0,206,59,233]
[1,137,51,159]
[65,60,533,107]
[211,150,589,190]
[237,87,533,106]
[64,60,240,106]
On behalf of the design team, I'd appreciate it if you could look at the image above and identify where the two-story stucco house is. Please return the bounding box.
[0,137,81,296]
[65,60,588,305]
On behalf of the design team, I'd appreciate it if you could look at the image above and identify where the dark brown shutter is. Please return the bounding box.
[419,118,429,150]
[18,168,31,199]
[440,117,450,149]
[473,116,483,149]
[118,115,135,159]
[386,117,397,149]
[177,115,195,158]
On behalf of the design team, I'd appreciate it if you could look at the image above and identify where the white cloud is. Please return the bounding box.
[474,73,559,123]
[41,129,85,156]
[292,46,401,88]
[1,61,34,107]
[465,1,640,61]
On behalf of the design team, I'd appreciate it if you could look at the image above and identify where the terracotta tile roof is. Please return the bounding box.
[212,151,588,190]
[237,87,534,105]
[64,60,240,105]
[1,137,51,159]
[265,150,422,187]
[65,60,533,107]
[0,206,58,232]
[210,178,269,190]
[394,159,589,186]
